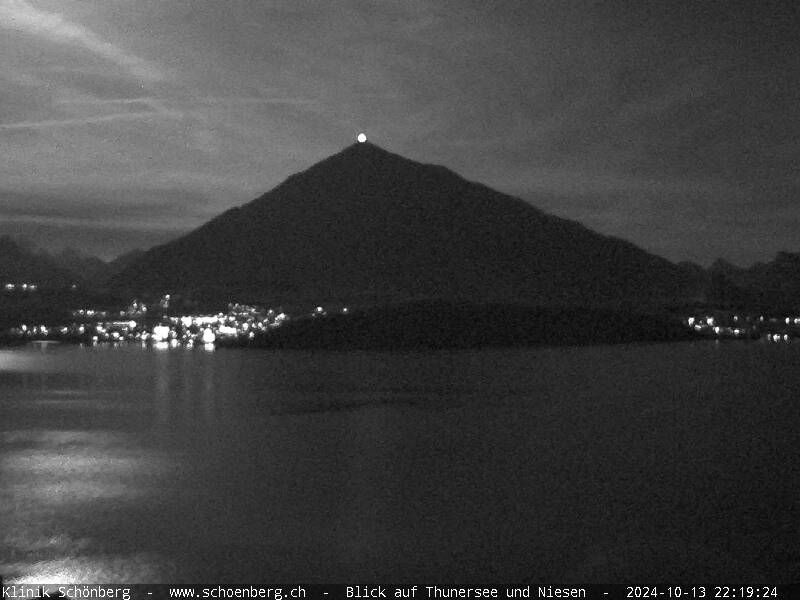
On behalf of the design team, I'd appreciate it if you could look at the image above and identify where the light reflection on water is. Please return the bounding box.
[0,348,60,373]
[0,346,207,582]
[7,553,172,585]
[1,342,800,582]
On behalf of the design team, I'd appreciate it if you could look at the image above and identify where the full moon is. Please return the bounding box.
[357,133,367,143]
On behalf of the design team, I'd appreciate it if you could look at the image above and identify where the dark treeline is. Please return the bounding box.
[231,301,695,351]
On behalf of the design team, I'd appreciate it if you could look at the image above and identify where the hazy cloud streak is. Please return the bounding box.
[0,110,183,130]
[0,0,162,81]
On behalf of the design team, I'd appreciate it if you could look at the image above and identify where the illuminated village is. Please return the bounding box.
[2,279,799,347]
[684,312,800,343]
[0,284,355,348]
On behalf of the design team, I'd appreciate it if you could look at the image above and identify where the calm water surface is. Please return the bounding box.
[1,341,798,582]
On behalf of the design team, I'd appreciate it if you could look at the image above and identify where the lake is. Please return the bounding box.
[1,341,798,583]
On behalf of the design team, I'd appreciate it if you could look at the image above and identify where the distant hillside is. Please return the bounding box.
[103,248,146,283]
[708,253,800,311]
[48,247,109,284]
[0,236,76,288]
[109,142,701,308]
[0,237,146,288]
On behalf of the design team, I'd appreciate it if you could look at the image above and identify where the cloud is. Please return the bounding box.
[0,187,219,223]
[191,95,319,108]
[0,0,162,81]
[1,213,188,231]
[0,109,182,131]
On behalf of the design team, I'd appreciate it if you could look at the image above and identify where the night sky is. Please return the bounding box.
[1,0,797,265]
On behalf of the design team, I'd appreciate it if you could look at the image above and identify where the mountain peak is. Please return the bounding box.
[110,143,695,307]
[319,140,412,168]
[267,141,464,204]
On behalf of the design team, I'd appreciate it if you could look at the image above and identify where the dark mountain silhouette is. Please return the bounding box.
[709,252,800,311]
[33,245,149,287]
[104,248,146,281]
[110,142,701,307]
[0,238,134,334]
[0,237,82,332]
[0,238,140,287]
[674,261,709,305]
[0,236,76,287]
[49,247,109,283]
